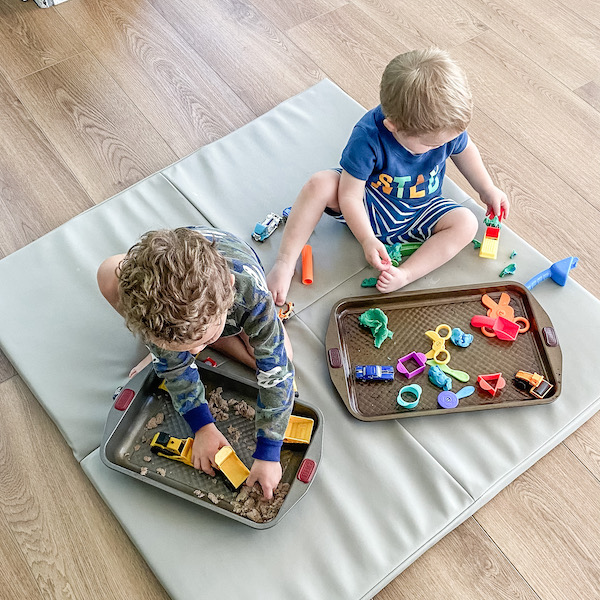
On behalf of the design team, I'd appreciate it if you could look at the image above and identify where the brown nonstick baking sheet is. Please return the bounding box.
[326,283,562,421]
[101,362,322,528]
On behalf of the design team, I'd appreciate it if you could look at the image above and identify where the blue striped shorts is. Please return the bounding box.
[327,168,462,245]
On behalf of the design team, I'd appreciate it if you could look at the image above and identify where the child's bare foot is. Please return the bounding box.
[129,353,152,379]
[266,259,296,306]
[376,266,411,293]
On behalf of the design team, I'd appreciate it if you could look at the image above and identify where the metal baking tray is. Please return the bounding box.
[326,282,562,420]
[101,362,323,529]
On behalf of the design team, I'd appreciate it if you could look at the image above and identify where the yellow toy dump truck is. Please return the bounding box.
[283,415,314,444]
[150,432,250,488]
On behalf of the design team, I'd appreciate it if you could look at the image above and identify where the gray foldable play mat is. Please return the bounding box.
[1,80,600,600]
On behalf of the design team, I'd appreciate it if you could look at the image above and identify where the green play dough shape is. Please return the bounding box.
[359,308,394,348]
[484,215,501,228]
[499,263,517,277]
[383,242,422,267]
[384,243,403,267]
[361,277,378,288]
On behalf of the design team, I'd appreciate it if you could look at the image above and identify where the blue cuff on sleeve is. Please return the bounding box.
[183,403,214,434]
[253,437,283,462]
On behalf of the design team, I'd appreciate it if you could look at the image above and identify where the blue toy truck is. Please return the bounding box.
[355,365,395,381]
[252,213,283,242]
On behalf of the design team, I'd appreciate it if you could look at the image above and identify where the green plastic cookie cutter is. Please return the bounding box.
[426,359,470,382]
[358,308,394,349]
[399,242,422,256]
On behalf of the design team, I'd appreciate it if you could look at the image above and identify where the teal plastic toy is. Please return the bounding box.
[397,384,422,409]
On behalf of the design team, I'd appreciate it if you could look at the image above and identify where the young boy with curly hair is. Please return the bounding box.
[97,227,294,499]
[267,47,509,305]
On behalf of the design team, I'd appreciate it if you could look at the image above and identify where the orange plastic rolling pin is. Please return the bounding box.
[301,244,313,285]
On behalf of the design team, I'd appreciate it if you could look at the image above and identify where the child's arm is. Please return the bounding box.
[451,139,510,217]
[338,170,391,270]
[148,344,226,475]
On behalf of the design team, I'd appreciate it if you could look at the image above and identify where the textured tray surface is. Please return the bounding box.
[106,372,308,522]
[330,284,561,419]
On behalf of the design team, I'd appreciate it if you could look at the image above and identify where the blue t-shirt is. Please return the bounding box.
[340,105,469,205]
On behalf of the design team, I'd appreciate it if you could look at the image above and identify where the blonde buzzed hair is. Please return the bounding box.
[380,48,472,135]
[117,228,235,345]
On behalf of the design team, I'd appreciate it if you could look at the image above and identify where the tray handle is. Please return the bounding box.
[327,347,342,368]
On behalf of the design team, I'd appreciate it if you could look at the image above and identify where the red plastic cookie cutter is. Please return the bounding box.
[470,315,519,341]
[480,293,529,336]
[477,373,506,396]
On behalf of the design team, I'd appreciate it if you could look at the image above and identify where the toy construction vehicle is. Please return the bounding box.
[283,415,314,444]
[150,431,194,466]
[252,212,282,242]
[150,432,250,488]
[514,371,554,399]
[479,211,504,260]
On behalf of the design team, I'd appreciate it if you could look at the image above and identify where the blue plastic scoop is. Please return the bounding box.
[525,257,579,290]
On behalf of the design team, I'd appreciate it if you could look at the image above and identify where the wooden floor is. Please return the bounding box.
[1,0,599,597]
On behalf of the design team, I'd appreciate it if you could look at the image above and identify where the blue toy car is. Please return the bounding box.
[252,213,283,242]
[355,365,395,381]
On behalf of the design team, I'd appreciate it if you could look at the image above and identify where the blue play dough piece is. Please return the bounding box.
[450,328,473,347]
[428,365,452,391]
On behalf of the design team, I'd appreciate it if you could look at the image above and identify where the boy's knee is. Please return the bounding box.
[461,207,479,237]
[97,255,122,307]
[282,327,293,362]
[304,170,340,204]
[446,206,478,238]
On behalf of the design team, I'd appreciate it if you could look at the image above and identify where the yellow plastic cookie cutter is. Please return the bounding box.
[425,324,452,365]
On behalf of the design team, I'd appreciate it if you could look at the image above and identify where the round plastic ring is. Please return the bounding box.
[397,384,422,409]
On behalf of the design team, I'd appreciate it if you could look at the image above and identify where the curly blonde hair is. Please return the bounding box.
[380,48,472,135]
[117,228,234,345]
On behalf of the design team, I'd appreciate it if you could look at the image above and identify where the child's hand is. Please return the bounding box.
[192,423,229,476]
[481,186,510,219]
[362,237,391,271]
[245,459,282,500]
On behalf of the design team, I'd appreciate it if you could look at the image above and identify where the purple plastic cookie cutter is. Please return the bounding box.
[396,351,427,379]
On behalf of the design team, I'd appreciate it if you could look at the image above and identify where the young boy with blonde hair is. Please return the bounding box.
[267,48,509,305]
[97,227,294,499]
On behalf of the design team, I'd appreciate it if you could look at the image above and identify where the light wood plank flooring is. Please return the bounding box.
[0,0,599,597]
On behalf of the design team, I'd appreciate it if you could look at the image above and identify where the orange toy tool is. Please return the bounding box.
[302,244,313,285]
[480,293,529,337]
